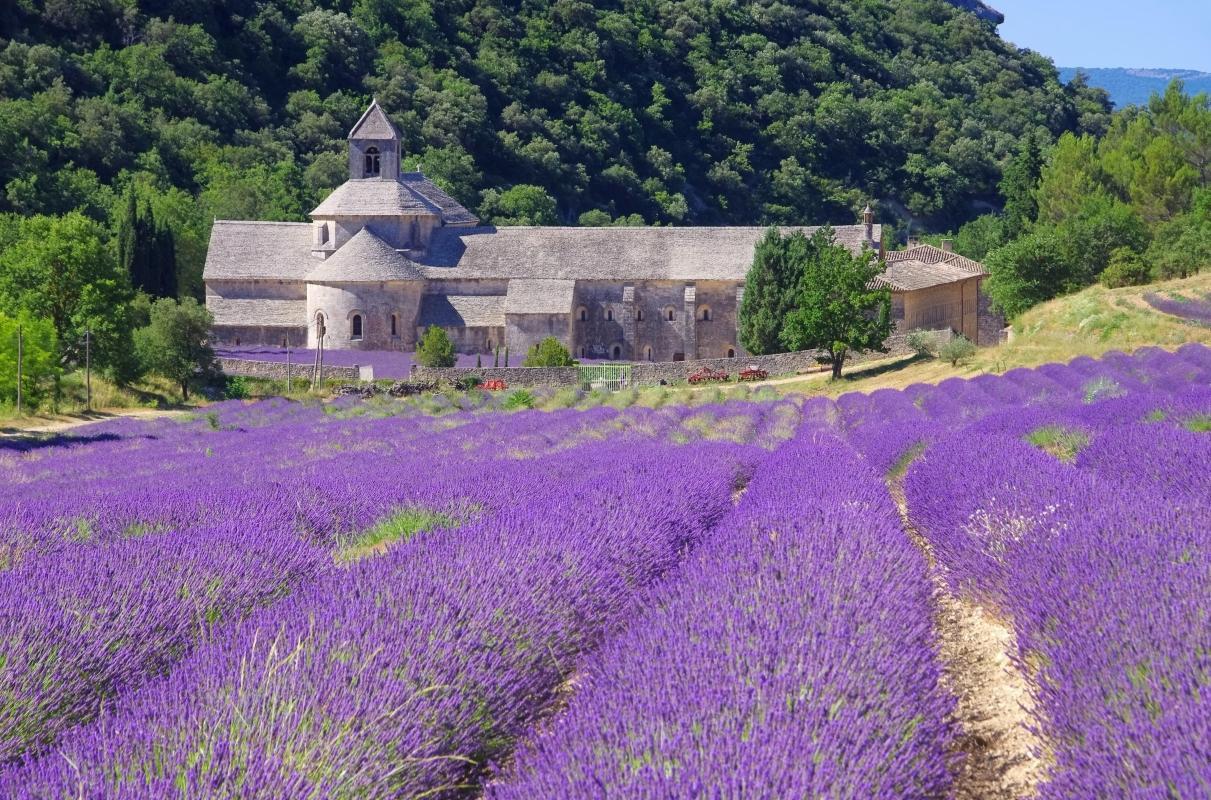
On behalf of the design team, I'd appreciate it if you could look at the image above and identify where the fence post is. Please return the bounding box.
[15,324,22,415]
[85,329,92,411]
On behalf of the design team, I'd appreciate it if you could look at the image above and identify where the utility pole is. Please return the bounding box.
[14,325,22,416]
[85,329,92,411]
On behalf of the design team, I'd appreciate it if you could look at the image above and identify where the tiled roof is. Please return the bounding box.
[311,178,443,217]
[417,225,880,281]
[203,221,315,281]
[871,259,981,291]
[305,228,425,283]
[348,100,400,140]
[885,243,987,275]
[418,294,506,328]
[505,279,576,314]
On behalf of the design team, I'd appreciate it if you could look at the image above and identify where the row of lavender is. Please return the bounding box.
[904,399,1210,796]
[2,441,753,795]
[491,432,954,798]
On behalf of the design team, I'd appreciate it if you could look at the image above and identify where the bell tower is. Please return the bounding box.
[348,99,401,180]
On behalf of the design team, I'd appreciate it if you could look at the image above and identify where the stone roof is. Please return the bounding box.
[306,228,425,283]
[207,297,305,327]
[348,100,400,140]
[417,225,880,281]
[418,294,506,328]
[505,279,576,315]
[203,221,315,281]
[401,173,479,225]
[872,259,981,291]
[311,178,442,217]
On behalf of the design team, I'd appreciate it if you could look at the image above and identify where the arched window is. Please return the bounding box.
[645,346,653,361]
[636,308,644,322]
[390,314,398,336]
[578,306,588,322]
[666,308,675,322]
[612,345,622,360]
[315,312,326,338]
[579,346,585,358]
[699,307,711,321]
[351,314,363,339]
[281,336,287,348]
[727,348,736,358]
[606,308,614,322]
[364,147,381,177]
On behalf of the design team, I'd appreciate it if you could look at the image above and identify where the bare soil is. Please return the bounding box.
[890,477,1046,800]
[0,408,185,436]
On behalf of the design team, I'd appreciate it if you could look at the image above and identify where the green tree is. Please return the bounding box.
[779,228,892,378]
[478,185,558,226]
[1000,134,1047,239]
[0,212,138,382]
[0,312,58,407]
[984,229,1071,318]
[523,336,575,367]
[133,297,217,400]
[416,325,455,367]
[954,214,1007,261]
[738,228,816,355]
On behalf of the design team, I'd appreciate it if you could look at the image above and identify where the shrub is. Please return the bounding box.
[223,375,251,400]
[416,326,455,368]
[938,334,976,366]
[453,375,483,391]
[1099,248,1152,288]
[523,337,575,368]
[905,330,937,357]
[502,388,536,410]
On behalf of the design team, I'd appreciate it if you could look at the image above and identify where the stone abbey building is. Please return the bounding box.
[205,102,996,361]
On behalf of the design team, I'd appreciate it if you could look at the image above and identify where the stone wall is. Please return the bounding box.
[976,281,1005,347]
[411,365,581,388]
[218,358,364,382]
[410,329,952,389]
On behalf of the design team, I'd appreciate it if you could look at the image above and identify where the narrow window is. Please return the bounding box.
[645,346,653,361]
[352,314,363,339]
[579,346,585,358]
[606,308,614,322]
[612,345,622,360]
[700,307,711,321]
[578,307,588,322]
[667,309,674,321]
[281,337,287,348]
[364,146,381,177]
[637,308,644,321]
[390,314,398,336]
[234,337,240,346]
[727,348,735,358]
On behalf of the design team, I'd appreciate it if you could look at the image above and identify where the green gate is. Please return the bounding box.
[579,364,632,392]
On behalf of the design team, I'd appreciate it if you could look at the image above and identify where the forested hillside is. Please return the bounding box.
[1,0,1108,293]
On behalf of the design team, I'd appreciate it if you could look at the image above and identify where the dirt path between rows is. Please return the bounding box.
[889,474,1046,800]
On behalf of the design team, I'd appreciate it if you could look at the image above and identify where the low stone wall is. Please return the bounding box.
[411,365,581,388]
[218,358,365,382]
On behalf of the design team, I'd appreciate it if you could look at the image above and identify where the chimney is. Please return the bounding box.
[941,239,955,253]
[907,236,920,248]
[861,204,874,243]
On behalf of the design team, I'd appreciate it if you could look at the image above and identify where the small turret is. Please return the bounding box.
[348,99,401,180]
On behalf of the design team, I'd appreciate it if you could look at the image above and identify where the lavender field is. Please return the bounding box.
[2,345,1209,798]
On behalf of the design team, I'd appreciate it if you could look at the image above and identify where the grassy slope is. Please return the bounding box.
[753,271,1211,398]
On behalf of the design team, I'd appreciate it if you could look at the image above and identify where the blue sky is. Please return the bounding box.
[995,0,1211,72]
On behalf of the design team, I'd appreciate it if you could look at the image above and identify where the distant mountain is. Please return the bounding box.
[1060,67,1211,108]
[944,0,1004,24]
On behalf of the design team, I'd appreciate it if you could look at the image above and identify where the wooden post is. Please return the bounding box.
[85,329,92,411]
[14,324,22,415]
[285,332,292,394]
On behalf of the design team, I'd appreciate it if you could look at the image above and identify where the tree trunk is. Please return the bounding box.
[831,358,843,380]
[181,380,189,401]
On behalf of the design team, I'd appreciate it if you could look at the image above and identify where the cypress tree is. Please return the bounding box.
[117,188,138,288]
[738,227,815,355]
[153,221,178,299]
